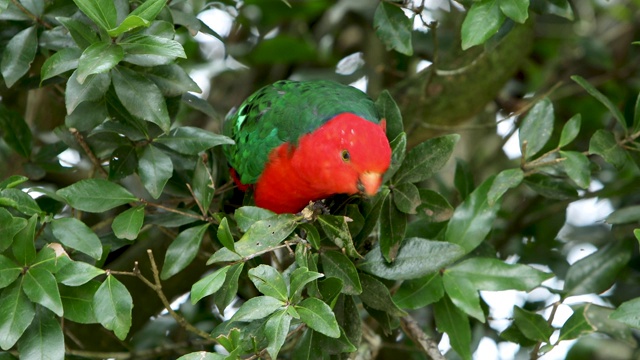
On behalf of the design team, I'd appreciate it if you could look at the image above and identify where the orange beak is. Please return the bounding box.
[358,172,383,196]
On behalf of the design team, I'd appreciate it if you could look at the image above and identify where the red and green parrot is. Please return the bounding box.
[223,80,392,214]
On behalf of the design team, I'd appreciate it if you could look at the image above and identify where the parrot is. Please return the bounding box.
[223,80,392,214]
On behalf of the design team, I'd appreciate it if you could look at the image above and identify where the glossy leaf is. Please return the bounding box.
[519,97,554,159]
[216,217,235,251]
[487,168,523,206]
[145,64,202,97]
[107,15,149,37]
[12,214,36,266]
[72,0,117,31]
[56,261,105,286]
[235,206,275,232]
[383,132,407,183]
[56,17,99,49]
[231,296,284,322]
[40,48,81,82]
[57,179,137,212]
[161,224,209,280]
[193,155,214,213]
[454,159,474,201]
[392,272,444,309]
[584,305,634,345]
[0,255,20,289]
[0,105,32,158]
[234,214,298,257]
[94,275,132,340]
[23,268,63,316]
[358,238,464,280]
[0,175,28,190]
[76,42,123,84]
[248,265,288,301]
[373,2,412,55]
[607,205,640,224]
[0,25,37,88]
[564,241,631,297]
[109,145,137,181]
[265,310,292,360]
[572,75,627,132]
[558,305,594,341]
[0,281,35,350]
[138,145,172,199]
[393,134,459,184]
[0,208,26,252]
[358,273,407,317]
[320,251,362,295]
[379,193,406,262]
[111,205,145,240]
[513,306,553,342]
[65,71,110,114]
[524,174,579,200]
[17,307,64,360]
[560,150,590,189]
[317,215,360,258]
[461,0,505,50]
[393,182,420,214]
[375,90,404,141]
[434,295,471,360]
[129,0,166,21]
[177,352,225,360]
[443,271,484,322]
[112,67,170,132]
[154,126,235,154]
[1,188,40,216]
[121,35,186,66]
[296,298,340,338]
[446,258,552,291]
[499,0,529,23]
[191,266,230,304]
[416,189,454,222]
[289,267,324,300]
[589,129,628,169]
[610,297,640,329]
[51,217,103,260]
[559,114,582,147]
[215,263,244,315]
[355,186,390,243]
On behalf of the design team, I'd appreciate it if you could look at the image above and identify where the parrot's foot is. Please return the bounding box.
[300,200,330,221]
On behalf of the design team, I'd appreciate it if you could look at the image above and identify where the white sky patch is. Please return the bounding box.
[416,59,432,72]
[565,197,613,227]
[349,76,368,92]
[336,52,364,75]
[482,290,527,332]
[57,148,81,168]
[496,114,522,159]
[474,337,498,360]
[198,8,234,38]
[566,243,597,264]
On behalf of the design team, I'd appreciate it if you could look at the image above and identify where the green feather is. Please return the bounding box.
[223,80,381,184]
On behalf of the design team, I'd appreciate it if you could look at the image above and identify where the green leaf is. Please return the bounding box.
[40,48,81,82]
[248,265,288,301]
[193,155,214,213]
[298,223,321,250]
[0,255,20,289]
[317,215,360,258]
[289,267,324,300]
[190,266,230,304]
[487,168,523,206]
[1,188,41,216]
[216,217,235,251]
[558,305,594,341]
[443,271,484,322]
[154,126,235,154]
[358,238,464,280]
[434,295,471,360]
[111,67,170,132]
[375,90,404,141]
[461,0,506,50]
[145,64,202,97]
[416,189,453,222]
[320,251,362,295]
[94,275,132,340]
[392,273,444,309]
[383,132,407,183]
[545,0,574,20]
[120,35,186,66]
[0,281,35,350]
[379,193,407,262]
[111,205,145,240]
[393,134,459,184]
[0,175,28,190]
[445,176,500,254]
[393,182,420,214]
[296,298,340,338]
[23,268,63,317]
[0,208,26,252]
[446,258,552,291]
[215,263,244,315]
[265,310,292,360]
[60,281,99,324]
[206,247,241,264]
[12,214,36,266]
[454,159,474,201]
[563,241,631,297]
[589,129,628,169]
[318,278,343,308]
[65,71,111,114]
[57,179,137,212]
[634,91,640,133]
[51,217,103,260]
[130,0,167,22]
[0,105,32,158]
[138,145,172,199]
[524,174,579,200]
[358,273,407,317]
[161,224,209,280]
[560,150,591,189]
[108,145,138,181]
[234,214,298,257]
[572,75,627,132]
[56,261,105,287]
[56,17,100,49]
[235,206,275,232]
[610,297,640,329]
[231,296,284,322]
[513,306,553,342]
[519,97,554,159]
[584,304,634,345]
[107,15,150,37]
[355,186,390,243]
[72,0,117,31]
[177,352,225,360]
[559,114,582,147]
[373,2,412,55]
[0,25,37,88]
[607,205,640,224]
[499,0,529,23]
[76,42,123,84]
[17,307,64,360]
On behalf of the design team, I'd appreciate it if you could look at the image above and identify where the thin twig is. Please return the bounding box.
[141,200,208,222]
[400,315,445,360]
[70,128,109,177]
[530,301,561,360]
[10,0,53,28]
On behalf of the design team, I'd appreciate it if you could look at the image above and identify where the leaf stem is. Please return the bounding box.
[400,315,445,360]
[70,128,109,177]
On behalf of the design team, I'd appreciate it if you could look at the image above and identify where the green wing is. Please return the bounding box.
[223,80,381,184]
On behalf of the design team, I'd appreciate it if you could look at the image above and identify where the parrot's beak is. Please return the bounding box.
[358,172,383,196]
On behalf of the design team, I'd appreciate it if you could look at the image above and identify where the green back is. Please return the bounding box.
[223,80,381,184]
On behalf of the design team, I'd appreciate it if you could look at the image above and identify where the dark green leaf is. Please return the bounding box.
[296,298,340,338]
[206,247,241,264]
[65,71,111,114]
[23,268,63,316]
[443,271,484,322]
[66,100,109,131]
[354,186,390,243]
[358,238,464,280]
[72,0,117,31]
[265,310,292,360]
[434,295,471,360]
[12,214,37,266]
[289,267,324,300]
[111,66,170,132]
[544,0,574,20]
[56,17,100,49]
[235,206,275,232]
[392,182,420,214]
[161,224,209,280]
[584,304,634,345]
[0,26,37,88]
[298,223,321,250]
[0,208,26,252]
[94,275,132,340]
[0,281,35,350]
[445,176,500,254]
[519,97,554,159]
[145,64,202,97]
[40,48,81,82]
[393,134,459,184]
[0,255,20,290]
[177,352,225,360]
[416,189,453,222]
[560,150,590,189]
[182,93,218,118]
[61,281,99,324]
[248,264,288,301]
[234,214,298,257]
[129,0,166,21]
[513,306,553,342]
[559,114,582,147]
[320,251,362,295]
[0,105,32,158]
[375,90,404,141]
[499,0,529,23]
[111,205,145,240]
[461,0,505,50]
[215,263,244,315]
[51,217,103,259]
[121,35,186,66]
[318,277,343,308]
[607,205,640,224]
[558,305,594,341]
[524,174,579,200]
[216,217,235,251]
[382,132,406,183]
[572,75,627,132]
[77,42,123,84]
[373,2,412,55]
[379,193,406,262]
[589,129,628,169]
[1,188,41,216]
[487,168,523,206]
[454,159,474,201]
[57,179,137,212]
[193,155,214,213]
[108,145,137,181]
[392,273,444,309]
[17,307,64,360]
[191,266,230,304]
[358,273,407,317]
[231,296,284,322]
[499,324,537,346]
[446,258,552,291]
[56,261,105,286]
[154,126,235,154]
[138,145,172,199]
[317,215,360,258]
[610,297,640,329]
[107,15,150,37]
[564,241,631,297]
[0,175,28,190]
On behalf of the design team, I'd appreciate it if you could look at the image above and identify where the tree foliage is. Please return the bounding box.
[1,0,640,359]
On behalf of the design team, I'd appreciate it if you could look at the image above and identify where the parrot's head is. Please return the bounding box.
[293,113,392,197]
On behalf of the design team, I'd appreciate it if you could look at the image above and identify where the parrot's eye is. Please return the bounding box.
[341,150,350,162]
